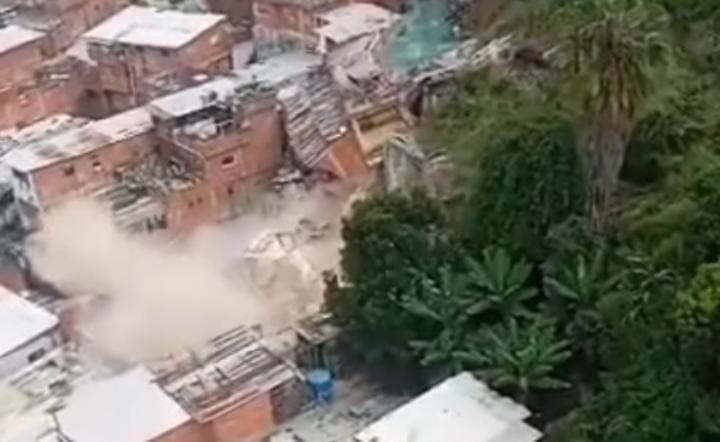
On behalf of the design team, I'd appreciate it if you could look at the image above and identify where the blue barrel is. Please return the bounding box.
[307,369,334,405]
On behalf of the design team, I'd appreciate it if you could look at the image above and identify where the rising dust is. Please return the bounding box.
[27,186,350,363]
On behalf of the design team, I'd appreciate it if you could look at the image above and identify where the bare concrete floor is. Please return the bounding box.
[270,376,409,442]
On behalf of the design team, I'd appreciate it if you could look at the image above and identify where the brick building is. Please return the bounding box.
[0,25,47,87]
[0,54,97,130]
[82,6,234,112]
[253,0,348,48]
[149,325,306,442]
[11,0,130,54]
[148,76,284,226]
[3,107,155,229]
[253,0,400,51]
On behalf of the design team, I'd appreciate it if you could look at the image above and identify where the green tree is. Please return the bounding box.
[455,317,572,402]
[330,191,458,388]
[464,247,537,320]
[543,247,623,361]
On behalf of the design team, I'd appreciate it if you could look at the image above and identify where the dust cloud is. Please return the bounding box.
[28,199,267,363]
[27,185,350,363]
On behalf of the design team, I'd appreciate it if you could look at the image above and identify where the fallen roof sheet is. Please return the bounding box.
[316,3,400,44]
[57,366,191,442]
[0,287,58,358]
[0,25,43,55]
[4,107,152,172]
[83,6,225,49]
[354,372,542,442]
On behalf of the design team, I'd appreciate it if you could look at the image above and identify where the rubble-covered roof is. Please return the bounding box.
[0,287,58,358]
[316,2,400,44]
[57,366,191,442]
[150,325,298,422]
[83,6,226,49]
[0,25,43,54]
[4,107,152,172]
[354,372,542,442]
[0,114,88,156]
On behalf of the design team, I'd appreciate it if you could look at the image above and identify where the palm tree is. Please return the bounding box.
[454,317,572,402]
[555,0,674,229]
[463,247,537,320]
[495,0,674,229]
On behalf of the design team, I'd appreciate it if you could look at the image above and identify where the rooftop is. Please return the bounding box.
[83,6,226,49]
[4,107,152,172]
[0,114,88,156]
[57,366,191,442]
[149,76,241,119]
[316,3,400,45]
[150,52,322,119]
[353,372,542,442]
[0,288,58,358]
[0,25,43,55]
[150,325,299,422]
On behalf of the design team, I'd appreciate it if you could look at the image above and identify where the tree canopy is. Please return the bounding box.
[328,0,720,440]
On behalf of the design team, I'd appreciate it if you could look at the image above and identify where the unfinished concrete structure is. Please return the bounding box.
[82,6,234,112]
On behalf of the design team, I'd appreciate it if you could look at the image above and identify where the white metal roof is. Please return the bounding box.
[0,288,58,358]
[353,372,542,442]
[83,6,226,49]
[4,107,152,172]
[57,366,190,442]
[316,3,400,44]
[0,25,44,55]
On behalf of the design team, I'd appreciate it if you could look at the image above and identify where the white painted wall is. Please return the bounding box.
[0,329,60,379]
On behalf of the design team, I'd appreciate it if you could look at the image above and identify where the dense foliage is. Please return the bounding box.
[329,0,720,440]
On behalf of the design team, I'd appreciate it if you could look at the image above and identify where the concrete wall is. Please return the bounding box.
[0,329,61,379]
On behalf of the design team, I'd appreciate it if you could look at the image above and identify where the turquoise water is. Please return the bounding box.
[386,0,459,73]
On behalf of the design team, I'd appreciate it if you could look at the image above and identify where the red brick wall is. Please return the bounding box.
[322,128,370,184]
[152,394,276,442]
[206,393,276,442]
[166,181,217,234]
[153,420,207,442]
[0,77,86,130]
[0,41,45,87]
[204,105,283,187]
[90,20,233,107]
[30,133,154,208]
